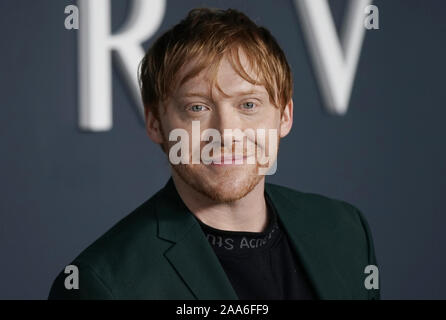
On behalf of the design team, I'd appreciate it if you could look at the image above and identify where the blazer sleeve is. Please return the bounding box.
[48,262,114,300]
[354,206,381,300]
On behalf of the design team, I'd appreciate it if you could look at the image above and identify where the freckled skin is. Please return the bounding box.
[145,50,293,203]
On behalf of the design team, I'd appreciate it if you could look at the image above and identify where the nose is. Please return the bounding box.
[212,104,244,147]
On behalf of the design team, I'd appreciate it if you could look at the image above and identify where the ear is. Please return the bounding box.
[279,99,293,138]
[144,106,164,144]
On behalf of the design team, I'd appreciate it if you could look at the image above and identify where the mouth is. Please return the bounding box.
[209,154,252,166]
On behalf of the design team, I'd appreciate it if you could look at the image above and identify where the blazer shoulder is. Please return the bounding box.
[49,189,169,299]
[266,182,363,231]
[266,182,380,299]
[75,192,162,265]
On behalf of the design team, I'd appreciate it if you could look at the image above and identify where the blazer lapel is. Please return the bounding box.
[155,178,238,300]
[265,184,352,300]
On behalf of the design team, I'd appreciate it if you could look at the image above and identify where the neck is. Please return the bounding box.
[171,172,268,233]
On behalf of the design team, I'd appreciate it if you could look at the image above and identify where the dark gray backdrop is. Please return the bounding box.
[0,0,445,299]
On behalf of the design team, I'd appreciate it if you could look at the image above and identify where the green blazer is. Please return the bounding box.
[48,177,380,300]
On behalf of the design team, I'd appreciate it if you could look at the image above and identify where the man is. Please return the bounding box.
[48,8,380,300]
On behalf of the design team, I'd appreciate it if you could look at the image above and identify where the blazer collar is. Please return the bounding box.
[155,177,350,300]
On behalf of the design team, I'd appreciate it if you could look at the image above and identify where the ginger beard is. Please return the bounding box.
[161,127,280,203]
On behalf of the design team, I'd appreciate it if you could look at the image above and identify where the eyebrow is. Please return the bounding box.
[181,89,267,99]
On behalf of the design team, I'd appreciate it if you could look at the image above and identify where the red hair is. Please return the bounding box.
[138,7,293,119]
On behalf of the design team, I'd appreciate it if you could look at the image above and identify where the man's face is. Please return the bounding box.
[146,52,293,202]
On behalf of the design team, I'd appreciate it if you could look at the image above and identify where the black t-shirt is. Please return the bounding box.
[195,195,317,300]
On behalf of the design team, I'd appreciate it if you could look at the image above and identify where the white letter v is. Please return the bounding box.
[294,0,372,115]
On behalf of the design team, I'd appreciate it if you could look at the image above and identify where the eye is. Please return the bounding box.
[188,105,208,112]
[241,101,256,111]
